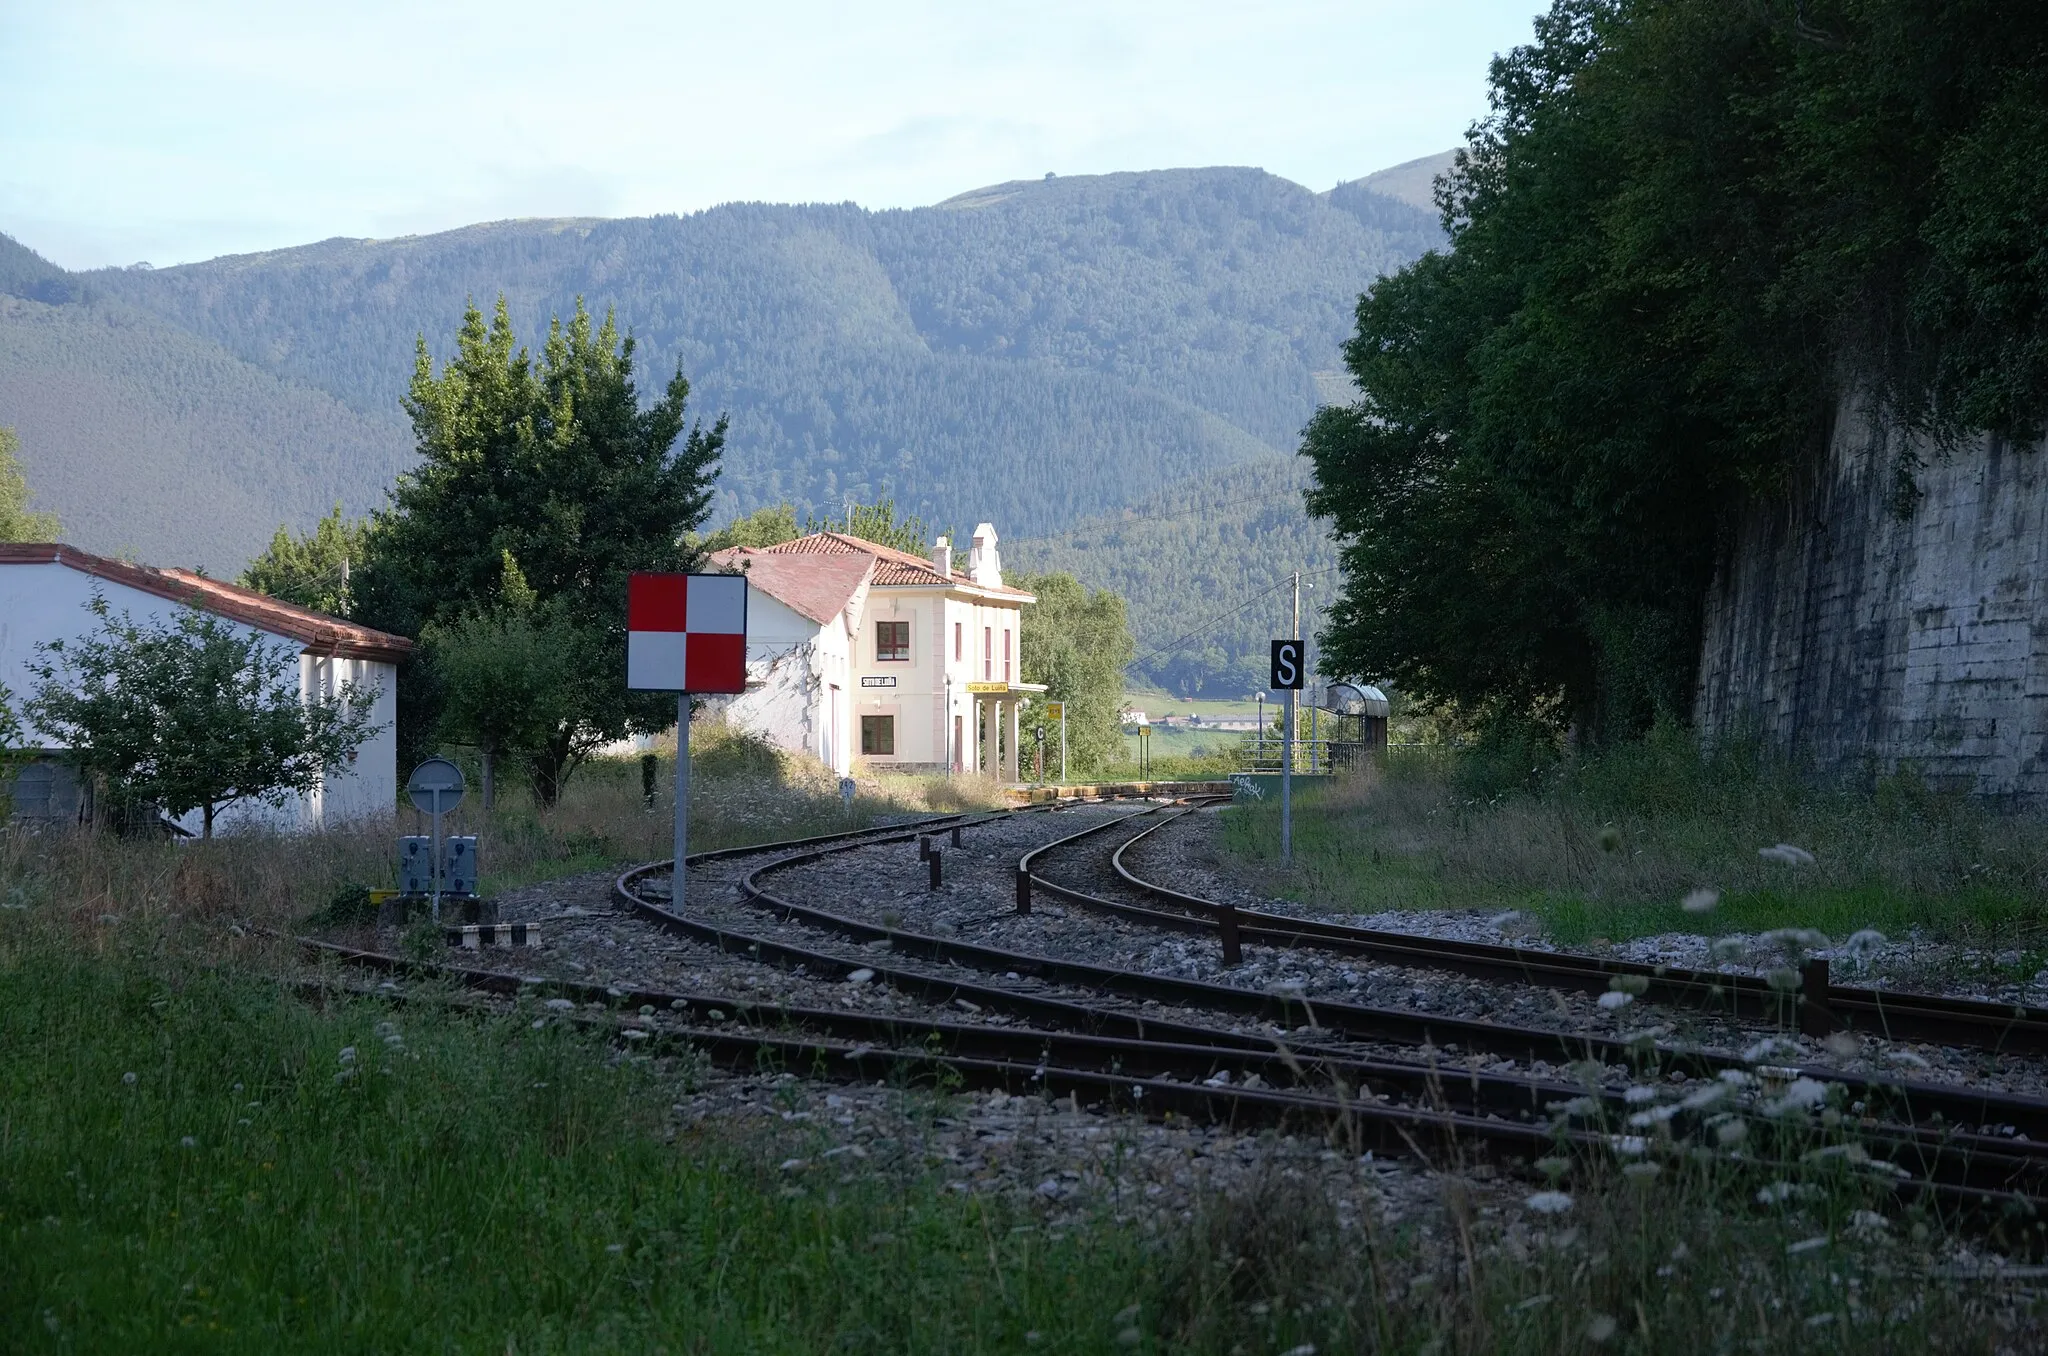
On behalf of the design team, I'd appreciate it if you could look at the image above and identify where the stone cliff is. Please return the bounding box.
[1694,399,2048,799]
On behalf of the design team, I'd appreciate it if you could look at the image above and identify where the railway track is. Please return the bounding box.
[297,797,2048,1224]
[1027,795,2048,1056]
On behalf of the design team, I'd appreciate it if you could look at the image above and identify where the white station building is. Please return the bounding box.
[707,523,1040,778]
[0,543,408,832]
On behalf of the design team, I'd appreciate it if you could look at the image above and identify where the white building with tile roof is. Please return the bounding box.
[0,543,410,832]
[708,523,1040,779]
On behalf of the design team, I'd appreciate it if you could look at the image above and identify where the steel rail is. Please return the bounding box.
[1067,797,2048,1056]
[301,937,2048,1207]
[675,812,2048,1150]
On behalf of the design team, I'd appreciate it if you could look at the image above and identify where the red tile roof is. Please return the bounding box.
[706,547,873,627]
[0,543,414,663]
[753,532,1034,597]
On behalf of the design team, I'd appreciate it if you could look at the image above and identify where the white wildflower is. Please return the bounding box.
[1718,1068,1758,1087]
[1526,1191,1574,1215]
[1681,1083,1730,1111]
[1848,1210,1889,1235]
[1610,1135,1649,1156]
[180,1136,197,1149]
[1887,1050,1931,1070]
[1586,1313,1618,1343]
[1681,888,1720,915]
[337,1047,357,1066]
[1759,844,1818,866]
[1610,973,1650,996]
[1490,911,1522,928]
[1742,1037,1800,1064]
[1764,1078,1829,1117]
[1597,991,1635,1011]
[1765,966,1804,992]
[1623,1085,1661,1105]
[1756,1181,1796,1204]
[1628,1104,1680,1128]
[1621,1162,1661,1182]
[122,1072,137,1086]
[1551,1096,1601,1119]
[1716,1119,1750,1147]
[1823,1032,1862,1060]
[1711,936,1749,961]
[1787,1236,1828,1255]
[1843,929,1887,960]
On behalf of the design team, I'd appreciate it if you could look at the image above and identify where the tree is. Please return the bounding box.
[1012,571,1134,774]
[0,426,60,542]
[805,498,939,555]
[422,553,581,809]
[352,296,726,804]
[691,503,801,553]
[1306,0,2048,742]
[23,595,382,837]
[240,504,369,616]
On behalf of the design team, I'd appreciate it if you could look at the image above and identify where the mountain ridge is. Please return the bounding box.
[0,156,1455,690]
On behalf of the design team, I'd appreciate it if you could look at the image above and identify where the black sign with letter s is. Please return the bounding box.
[1270,639,1304,690]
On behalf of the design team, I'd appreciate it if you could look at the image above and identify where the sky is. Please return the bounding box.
[0,1,1547,272]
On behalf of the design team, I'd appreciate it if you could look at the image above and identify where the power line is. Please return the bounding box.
[1124,567,1340,673]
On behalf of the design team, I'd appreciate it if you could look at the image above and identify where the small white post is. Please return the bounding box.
[1060,707,1068,784]
[674,694,689,906]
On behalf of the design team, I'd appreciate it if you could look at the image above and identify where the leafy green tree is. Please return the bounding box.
[805,499,939,555]
[0,426,60,542]
[240,504,369,615]
[353,296,725,804]
[23,596,382,837]
[692,503,801,553]
[1013,571,1134,775]
[1306,0,2048,741]
[422,553,581,809]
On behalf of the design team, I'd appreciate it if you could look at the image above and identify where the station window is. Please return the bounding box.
[983,626,993,680]
[860,715,895,756]
[954,621,962,662]
[1003,629,1012,682]
[875,620,910,662]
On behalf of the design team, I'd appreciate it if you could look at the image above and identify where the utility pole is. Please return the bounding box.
[1282,570,1299,865]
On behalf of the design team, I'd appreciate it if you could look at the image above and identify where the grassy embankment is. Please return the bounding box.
[1223,730,2048,956]
[4,723,2041,1350]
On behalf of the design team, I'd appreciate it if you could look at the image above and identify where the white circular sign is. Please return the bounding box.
[406,757,467,813]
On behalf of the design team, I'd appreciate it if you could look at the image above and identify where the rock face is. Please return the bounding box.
[1694,397,2048,800]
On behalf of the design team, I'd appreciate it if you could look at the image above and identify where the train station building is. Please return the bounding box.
[706,523,1041,779]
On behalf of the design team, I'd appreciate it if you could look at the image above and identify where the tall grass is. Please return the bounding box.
[1224,728,2048,947]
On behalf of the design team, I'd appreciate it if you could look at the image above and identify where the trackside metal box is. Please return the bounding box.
[399,836,479,896]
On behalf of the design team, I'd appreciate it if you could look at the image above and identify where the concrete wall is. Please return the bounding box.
[0,561,397,830]
[1694,398,2048,799]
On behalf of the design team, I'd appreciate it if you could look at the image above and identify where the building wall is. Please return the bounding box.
[846,587,1022,771]
[718,591,854,776]
[0,561,398,830]
[1694,397,2048,799]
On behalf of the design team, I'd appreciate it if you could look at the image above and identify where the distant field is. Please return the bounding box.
[1124,692,1268,720]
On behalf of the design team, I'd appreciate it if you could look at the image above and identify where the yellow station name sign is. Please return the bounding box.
[965,681,1010,693]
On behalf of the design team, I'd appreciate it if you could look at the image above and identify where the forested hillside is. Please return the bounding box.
[1008,455,1335,696]
[2,164,1443,677]
[0,235,409,566]
[67,168,1436,540]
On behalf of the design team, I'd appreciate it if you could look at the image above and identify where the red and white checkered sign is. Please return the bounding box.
[627,573,748,693]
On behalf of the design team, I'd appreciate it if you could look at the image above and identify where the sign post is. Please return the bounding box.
[1270,636,1305,865]
[627,572,749,907]
[406,758,467,921]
